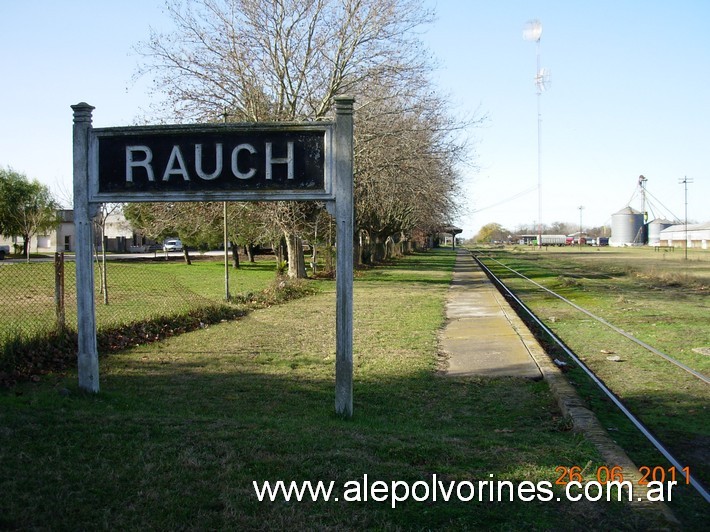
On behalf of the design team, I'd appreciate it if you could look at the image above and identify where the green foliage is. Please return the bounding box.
[474,222,510,243]
[124,202,273,255]
[275,259,288,275]
[0,167,60,258]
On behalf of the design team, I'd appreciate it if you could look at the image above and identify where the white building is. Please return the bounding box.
[0,209,156,254]
[0,209,76,253]
[659,222,710,249]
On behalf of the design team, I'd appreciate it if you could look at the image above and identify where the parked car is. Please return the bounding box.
[0,244,9,260]
[163,238,183,252]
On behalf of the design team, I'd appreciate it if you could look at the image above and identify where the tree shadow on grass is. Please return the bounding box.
[0,361,668,531]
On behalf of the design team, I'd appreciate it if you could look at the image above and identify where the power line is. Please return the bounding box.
[471,185,538,214]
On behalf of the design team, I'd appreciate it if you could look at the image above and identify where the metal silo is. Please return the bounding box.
[610,207,645,246]
[647,218,673,246]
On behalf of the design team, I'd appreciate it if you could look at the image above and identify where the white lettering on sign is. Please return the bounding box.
[162,146,190,181]
[125,146,155,182]
[124,141,295,183]
[266,142,294,180]
[231,143,257,180]
[195,143,223,180]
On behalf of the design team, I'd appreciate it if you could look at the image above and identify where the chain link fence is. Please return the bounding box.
[0,253,266,366]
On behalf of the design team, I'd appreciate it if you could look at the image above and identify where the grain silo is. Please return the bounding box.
[647,218,674,246]
[610,207,646,246]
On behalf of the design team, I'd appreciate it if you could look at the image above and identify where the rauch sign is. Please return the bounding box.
[91,123,333,203]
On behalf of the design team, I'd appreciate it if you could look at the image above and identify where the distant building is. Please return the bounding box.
[659,222,710,249]
[98,210,157,252]
[437,226,463,249]
[518,234,567,246]
[647,218,674,246]
[0,209,156,254]
[0,209,76,253]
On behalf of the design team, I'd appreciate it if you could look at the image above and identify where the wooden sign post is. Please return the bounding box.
[72,97,355,417]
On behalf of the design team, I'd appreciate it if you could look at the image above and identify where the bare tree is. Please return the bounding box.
[353,74,475,262]
[93,203,122,304]
[135,0,472,273]
[138,0,435,122]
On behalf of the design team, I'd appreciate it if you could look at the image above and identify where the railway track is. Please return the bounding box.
[483,254,709,385]
[471,252,710,504]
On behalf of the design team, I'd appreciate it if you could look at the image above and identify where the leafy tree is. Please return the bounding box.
[0,167,60,261]
[124,202,224,264]
[230,202,272,264]
[474,223,509,243]
[515,222,548,236]
[124,200,275,270]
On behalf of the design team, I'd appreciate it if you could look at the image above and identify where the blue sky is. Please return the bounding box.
[1,1,708,238]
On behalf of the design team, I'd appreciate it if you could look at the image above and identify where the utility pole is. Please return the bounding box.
[223,109,231,301]
[679,176,693,260]
[224,200,230,300]
[578,205,584,250]
[523,20,549,250]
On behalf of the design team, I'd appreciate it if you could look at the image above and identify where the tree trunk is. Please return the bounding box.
[394,237,402,257]
[354,231,363,268]
[311,243,317,275]
[182,247,192,265]
[274,237,287,274]
[360,232,372,265]
[230,240,240,268]
[373,234,386,263]
[311,219,318,275]
[246,244,255,263]
[23,233,30,263]
[385,236,394,260]
[285,232,307,279]
[278,236,287,264]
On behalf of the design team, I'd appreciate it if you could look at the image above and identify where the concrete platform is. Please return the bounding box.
[441,250,542,379]
[438,251,678,526]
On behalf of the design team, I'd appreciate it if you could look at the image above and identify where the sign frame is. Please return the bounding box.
[72,97,354,417]
[89,121,335,204]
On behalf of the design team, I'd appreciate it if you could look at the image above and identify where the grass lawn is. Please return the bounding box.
[0,250,660,529]
[0,256,277,340]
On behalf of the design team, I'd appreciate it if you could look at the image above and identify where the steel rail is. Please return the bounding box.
[472,253,710,504]
[482,254,709,385]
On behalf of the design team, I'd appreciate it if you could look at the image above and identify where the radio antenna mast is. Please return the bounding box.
[523,20,549,249]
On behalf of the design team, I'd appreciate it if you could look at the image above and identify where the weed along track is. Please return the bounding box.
[482,254,709,385]
[471,250,710,509]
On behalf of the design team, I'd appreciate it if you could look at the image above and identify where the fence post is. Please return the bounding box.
[72,102,99,392]
[54,252,65,331]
